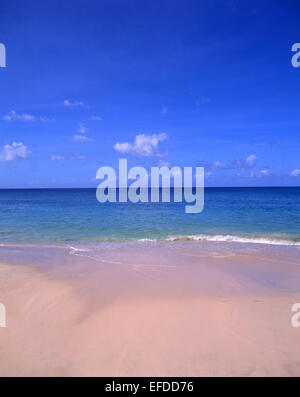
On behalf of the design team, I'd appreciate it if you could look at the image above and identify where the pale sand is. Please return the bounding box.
[0,242,300,376]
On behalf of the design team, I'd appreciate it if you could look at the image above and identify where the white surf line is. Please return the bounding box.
[167,235,300,246]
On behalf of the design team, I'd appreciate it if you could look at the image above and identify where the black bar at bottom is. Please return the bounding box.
[0,377,299,393]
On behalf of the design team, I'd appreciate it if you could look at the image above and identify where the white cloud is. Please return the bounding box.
[3,110,35,122]
[259,169,270,176]
[73,123,91,141]
[51,155,64,161]
[77,123,87,134]
[72,134,93,142]
[90,116,102,121]
[40,117,55,122]
[291,169,300,177]
[245,154,257,167]
[63,99,85,108]
[204,154,258,174]
[0,142,31,162]
[158,160,170,168]
[114,133,167,157]
[211,160,227,170]
[234,154,257,169]
[3,110,55,122]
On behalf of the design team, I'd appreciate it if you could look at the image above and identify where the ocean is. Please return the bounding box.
[0,187,299,245]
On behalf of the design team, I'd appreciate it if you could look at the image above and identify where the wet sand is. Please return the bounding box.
[0,241,300,376]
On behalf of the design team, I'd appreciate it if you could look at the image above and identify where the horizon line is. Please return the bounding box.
[0,186,300,190]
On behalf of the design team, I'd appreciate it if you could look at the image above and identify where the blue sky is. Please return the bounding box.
[0,0,300,187]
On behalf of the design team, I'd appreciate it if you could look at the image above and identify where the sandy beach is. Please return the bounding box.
[0,241,300,377]
[2,0,300,381]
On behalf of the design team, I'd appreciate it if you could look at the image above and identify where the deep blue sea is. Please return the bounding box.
[0,187,299,245]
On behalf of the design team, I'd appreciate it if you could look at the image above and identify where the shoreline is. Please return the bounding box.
[0,242,300,376]
[1,231,300,247]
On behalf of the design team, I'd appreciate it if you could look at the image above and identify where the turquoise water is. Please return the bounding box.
[0,187,299,245]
